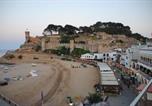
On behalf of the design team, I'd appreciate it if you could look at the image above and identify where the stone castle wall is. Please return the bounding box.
[41,35,100,52]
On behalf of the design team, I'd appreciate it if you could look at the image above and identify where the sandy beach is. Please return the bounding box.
[0,53,100,106]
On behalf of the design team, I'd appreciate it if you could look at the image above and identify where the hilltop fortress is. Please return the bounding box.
[20,30,137,53]
[19,22,147,53]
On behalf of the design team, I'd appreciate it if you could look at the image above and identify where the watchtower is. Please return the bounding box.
[25,29,30,43]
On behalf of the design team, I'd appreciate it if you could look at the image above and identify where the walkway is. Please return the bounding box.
[108,68,137,106]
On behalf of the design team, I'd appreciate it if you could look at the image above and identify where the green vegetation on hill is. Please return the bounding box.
[92,22,131,35]
[44,46,70,55]
[43,24,79,35]
[71,48,90,57]
[43,21,148,42]
[44,46,90,57]
[60,35,73,43]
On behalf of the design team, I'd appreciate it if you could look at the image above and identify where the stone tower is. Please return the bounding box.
[25,29,30,43]
[41,37,46,51]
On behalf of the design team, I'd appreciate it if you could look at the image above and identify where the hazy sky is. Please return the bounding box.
[0,0,152,50]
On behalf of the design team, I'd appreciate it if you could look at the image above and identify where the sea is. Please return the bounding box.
[0,50,7,57]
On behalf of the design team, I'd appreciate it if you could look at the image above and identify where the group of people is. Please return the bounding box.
[120,73,137,89]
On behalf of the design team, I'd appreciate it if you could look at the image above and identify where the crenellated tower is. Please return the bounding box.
[25,29,30,43]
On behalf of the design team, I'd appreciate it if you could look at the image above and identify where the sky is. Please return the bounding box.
[0,0,152,50]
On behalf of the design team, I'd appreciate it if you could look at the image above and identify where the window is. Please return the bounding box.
[95,55,97,59]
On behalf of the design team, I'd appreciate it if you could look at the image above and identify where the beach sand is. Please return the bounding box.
[0,53,100,106]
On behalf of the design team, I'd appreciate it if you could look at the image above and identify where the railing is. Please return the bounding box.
[130,79,152,106]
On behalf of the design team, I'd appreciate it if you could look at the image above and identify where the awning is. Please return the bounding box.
[101,80,119,86]
[137,84,152,93]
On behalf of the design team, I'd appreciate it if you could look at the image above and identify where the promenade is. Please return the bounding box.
[108,68,137,106]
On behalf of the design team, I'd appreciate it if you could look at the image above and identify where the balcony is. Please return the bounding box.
[138,60,152,69]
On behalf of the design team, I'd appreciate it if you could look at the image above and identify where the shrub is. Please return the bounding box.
[71,48,90,57]
[4,54,15,59]
[18,55,23,59]
[87,92,102,104]
[35,45,41,52]
[33,57,39,60]
[116,40,124,43]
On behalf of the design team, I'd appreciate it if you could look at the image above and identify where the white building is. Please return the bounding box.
[120,44,145,68]
[120,48,135,68]
[80,53,94,60]
[120,41,152,77]
[137,46,152,76]
[80,51,118,62]
[120,53,127,66]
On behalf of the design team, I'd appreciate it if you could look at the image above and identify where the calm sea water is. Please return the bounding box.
[0,50,7,57]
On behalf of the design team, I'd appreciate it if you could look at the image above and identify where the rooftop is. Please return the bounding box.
[97,62,112,71]
[100,72,119,86]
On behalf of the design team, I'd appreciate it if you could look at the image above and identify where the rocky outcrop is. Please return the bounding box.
[19,30,42,52]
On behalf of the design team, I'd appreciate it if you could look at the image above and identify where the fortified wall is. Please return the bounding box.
[41,35,99,53]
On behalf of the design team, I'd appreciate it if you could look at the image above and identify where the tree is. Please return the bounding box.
[4,54,15,59]
[43,24,64,35]
[34,45,41,52]
[64,24,79,35]
[47,24,58,31]
[60,35,73,43]
[18,55,23,59]
[43,22,148,42]
[79,26,93,34]
[57,46,70,55]
[71,48,90,57]
[45,46,70,55]
[87,92,102,104]
[131,33,147,43]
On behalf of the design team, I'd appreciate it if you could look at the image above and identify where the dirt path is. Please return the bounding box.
[34,60,70,106]
[41,59,99,106]
[44,60,71,106]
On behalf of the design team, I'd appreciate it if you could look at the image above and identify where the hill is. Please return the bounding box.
[14,21,149,54]
[43,21,148,43]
